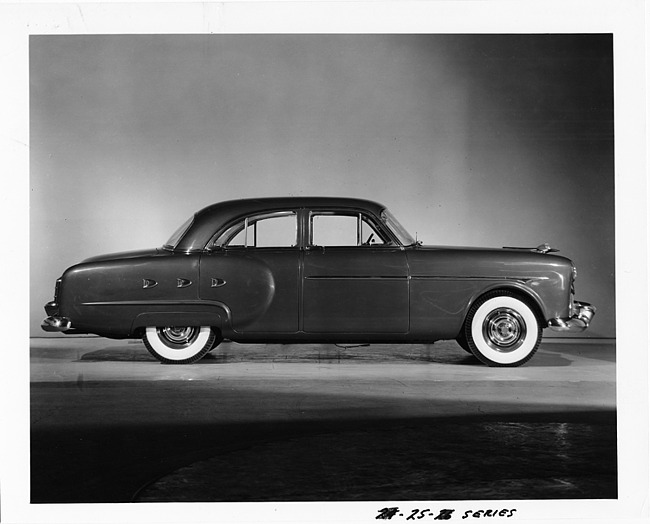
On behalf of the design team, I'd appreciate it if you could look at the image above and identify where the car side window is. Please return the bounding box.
[216,212,297,248]
[311,212,389,247]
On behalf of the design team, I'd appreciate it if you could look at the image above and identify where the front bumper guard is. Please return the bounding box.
[548,301,596,333]
[41,316,72,333]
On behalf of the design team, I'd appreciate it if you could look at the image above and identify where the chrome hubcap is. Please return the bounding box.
[158,326,199,349]
[482,308,526,352]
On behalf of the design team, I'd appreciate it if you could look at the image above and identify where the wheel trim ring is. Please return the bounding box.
[482,307,527,353]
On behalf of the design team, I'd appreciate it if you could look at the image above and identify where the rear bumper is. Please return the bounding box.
[41,316,72,332]
[548,301,596,332]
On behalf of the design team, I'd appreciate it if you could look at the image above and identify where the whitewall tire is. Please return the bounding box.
[464,292,542,367]
[143,326,216,364]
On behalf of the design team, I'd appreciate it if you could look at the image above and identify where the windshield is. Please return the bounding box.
[163,215,194,250]
[380,208,416,246]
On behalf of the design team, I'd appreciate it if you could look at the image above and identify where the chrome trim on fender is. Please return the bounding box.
[79,299,233,324]
[548,301,596,332]
[82,299,225,307]
[305,275,408,280]
[409,275,548,282]
[142,279,158,289]
[41,316,72,332]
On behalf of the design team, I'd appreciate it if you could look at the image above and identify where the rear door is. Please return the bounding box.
[199,211,300,333]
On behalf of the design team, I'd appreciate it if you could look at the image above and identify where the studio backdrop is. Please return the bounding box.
[30,34,615,339]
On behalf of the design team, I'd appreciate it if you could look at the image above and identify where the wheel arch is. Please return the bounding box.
[459,283,547,337]
[130,307,227,338]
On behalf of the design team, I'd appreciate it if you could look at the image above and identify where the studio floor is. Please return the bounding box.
[30,337,617,503]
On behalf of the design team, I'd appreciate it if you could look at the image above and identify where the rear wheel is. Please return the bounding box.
[464,291,542,367]
[143,326,216,364]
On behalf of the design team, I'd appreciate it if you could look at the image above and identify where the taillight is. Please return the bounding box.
[570,264,577,294]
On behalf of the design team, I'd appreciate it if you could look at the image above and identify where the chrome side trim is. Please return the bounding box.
[41,316,72,332]
[305,275,408,280]
[410,275,547,282]
[80,299,233,325]
[548,301,596,332]
[177,278,193,288]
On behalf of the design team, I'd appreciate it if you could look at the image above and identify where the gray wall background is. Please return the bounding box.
[30,34,615,338]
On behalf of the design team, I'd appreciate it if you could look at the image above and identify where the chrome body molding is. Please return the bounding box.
[409,275,549,282]
[548,301,596,332]
[305,275,408,280]
[41,316,72,332]
[80,299,229,310]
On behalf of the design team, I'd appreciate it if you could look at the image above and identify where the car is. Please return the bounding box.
[42,197,595,367]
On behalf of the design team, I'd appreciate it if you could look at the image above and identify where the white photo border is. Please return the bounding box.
[1,1,647,523]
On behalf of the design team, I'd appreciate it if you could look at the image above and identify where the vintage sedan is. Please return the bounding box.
[42,197,595,367]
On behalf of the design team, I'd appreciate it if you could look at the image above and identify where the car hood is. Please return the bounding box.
[406,243,572,278]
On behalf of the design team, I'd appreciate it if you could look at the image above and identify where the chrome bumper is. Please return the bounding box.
[41,316,72,332]
[548,301,596,332]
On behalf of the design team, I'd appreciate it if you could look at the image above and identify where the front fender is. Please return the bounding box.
[461,280,549,326]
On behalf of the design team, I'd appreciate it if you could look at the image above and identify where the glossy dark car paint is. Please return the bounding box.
[43,197,592,357]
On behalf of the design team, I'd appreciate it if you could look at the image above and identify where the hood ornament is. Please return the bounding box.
[503,243,559,254]
[535,243,559,254]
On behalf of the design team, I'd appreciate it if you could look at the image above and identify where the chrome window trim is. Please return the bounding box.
[308,209,398,248]
[380,208,415,246]
[208,210,299,250]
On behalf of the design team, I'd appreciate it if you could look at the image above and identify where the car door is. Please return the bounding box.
[199,211,300,334]
[302,210,409,334]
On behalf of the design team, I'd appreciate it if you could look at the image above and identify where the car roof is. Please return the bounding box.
[175,197,387,252]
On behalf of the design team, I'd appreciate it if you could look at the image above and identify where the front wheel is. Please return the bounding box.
[143,326,217,364]
[464,292,542,367]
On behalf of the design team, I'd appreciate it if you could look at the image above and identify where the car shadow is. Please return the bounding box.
[75,342,573,367]
[540,342,617,363]
[523,351,573,367]
[78,347,157,362]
